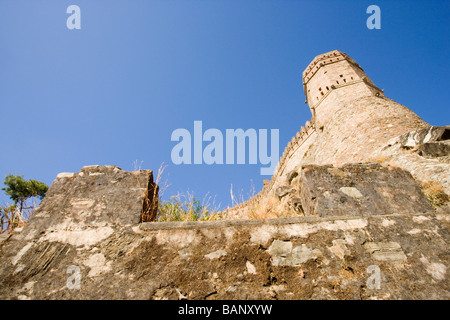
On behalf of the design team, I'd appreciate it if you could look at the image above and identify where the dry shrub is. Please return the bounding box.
[420,181,449,207]
[369,154,391,164]
[157,191,222,222]
[247,194,298,219]
[1,204,28,234]
[136,161,221,222]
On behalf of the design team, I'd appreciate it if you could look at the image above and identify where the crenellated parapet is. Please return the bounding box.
[303,50,384,129]
[302,50,360,86]
[271,119,315,185]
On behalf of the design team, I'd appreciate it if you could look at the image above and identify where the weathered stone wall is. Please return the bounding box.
[1,208,448,299]
[0,164,448,300]
[375,126,450,195]
[298,163,434,217]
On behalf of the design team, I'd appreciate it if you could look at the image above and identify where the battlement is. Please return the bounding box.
[302,50,384,128]
[302,50,360,84]
[222,119,317,218]
[272,120,315,183]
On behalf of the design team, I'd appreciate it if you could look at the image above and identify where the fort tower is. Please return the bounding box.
[303,50,384,129]
[298,50,427,166]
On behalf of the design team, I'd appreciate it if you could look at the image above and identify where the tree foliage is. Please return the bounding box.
[2,174,48,210]
[1,175,49,233]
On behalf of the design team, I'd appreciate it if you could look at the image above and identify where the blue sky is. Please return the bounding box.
[0,0,449,210]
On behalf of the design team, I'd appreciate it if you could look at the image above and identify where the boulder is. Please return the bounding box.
[299,163,434,217]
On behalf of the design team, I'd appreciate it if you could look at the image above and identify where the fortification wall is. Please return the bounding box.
[222,119,317,218]
[375,125,450,195]
[303,95,428,166]
[1,165,448,300]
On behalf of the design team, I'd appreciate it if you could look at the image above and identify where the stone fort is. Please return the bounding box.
[0,50,449,300]
[223,50,449,219]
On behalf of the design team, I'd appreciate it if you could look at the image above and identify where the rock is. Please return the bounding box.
[7,166,158,246]
[268,240,292,257]
[56,172,76,179]
[1,203,449,300]
[363,242,407,263]
[291,197,304,214]
[246,261,257,274]
[415,141,450,158]
[275,186,295,198]
[287,170,299,184]
[268,240,321,266]
[399,126,450,149]
[299,163,434,217]
[339,187,363,199]
[328,239,350,259]
[0,234,10,246]
[205,249,227,260]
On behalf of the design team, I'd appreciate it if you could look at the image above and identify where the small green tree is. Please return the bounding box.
[1,175,48,233]
[2,174,48,212]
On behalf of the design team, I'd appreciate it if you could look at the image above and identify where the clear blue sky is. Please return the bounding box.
[0,0,449,210]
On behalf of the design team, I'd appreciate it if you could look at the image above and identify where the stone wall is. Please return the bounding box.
[222,119,316,218]
[298,163,433,217]
[0,163,448,300]
[375,125,450,195]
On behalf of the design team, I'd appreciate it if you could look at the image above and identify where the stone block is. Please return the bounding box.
[399,126,450,148]
[299,163,434,217]
[29,165,158,231]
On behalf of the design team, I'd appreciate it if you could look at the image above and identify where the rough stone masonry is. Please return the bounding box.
[0,50,448,300]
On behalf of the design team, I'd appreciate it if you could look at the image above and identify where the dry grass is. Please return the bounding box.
[225,180,302,220]
[246,194,299,219]
[157,191,222,222]
[1,204,28,234]
[229,180,256,208]
[420,181,449,207]
[369,154,391,164]
[138,162,222,222]
[247,195,286,219]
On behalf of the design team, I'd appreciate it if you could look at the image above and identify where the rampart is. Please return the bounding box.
[0,164,449,300]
